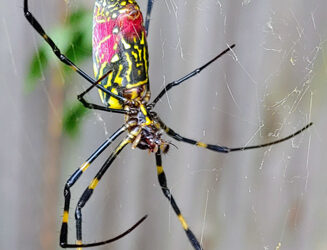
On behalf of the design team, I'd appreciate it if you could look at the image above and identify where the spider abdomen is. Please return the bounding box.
[93,0,150,109]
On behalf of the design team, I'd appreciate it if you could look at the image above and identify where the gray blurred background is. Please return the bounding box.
[1,0,326,249]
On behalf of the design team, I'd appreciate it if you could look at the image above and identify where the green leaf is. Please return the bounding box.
[25,47,48,92]
[68,8,90,25]
[25,8,93,88]
[63,102,89,138]
[25,8,94,137]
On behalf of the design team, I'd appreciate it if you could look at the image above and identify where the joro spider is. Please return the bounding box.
[24,0,312,249]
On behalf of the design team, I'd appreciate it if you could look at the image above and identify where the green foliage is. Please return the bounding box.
[26,47,48,91]
[25,8,93,137]
[63,102,89,138]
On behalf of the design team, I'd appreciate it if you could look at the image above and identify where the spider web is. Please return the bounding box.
[136,2,321,249]
[2,0,326,250]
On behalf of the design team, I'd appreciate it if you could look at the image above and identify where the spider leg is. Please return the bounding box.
[23,0,126,104]
[149,44,235,108]
[60,125,126,247]
[77,97,127,114]
[60,128,147,248]
[77,70,127,114]
[155,150,203,250]
[145,0,154,35]
[158,119,313,153]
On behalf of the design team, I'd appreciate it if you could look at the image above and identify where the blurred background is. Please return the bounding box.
[1,0,326,249]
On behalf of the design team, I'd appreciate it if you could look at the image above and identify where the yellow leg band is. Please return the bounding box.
[89,178,99,190]
[76,240,82,250]
[62,211,69,223]
[178,214,189,230]
[157,166,164,174]
[196,142,207,148]
[80,162,90,172]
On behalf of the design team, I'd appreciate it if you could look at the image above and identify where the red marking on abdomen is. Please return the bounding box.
[117,4,144,40]
[92,4,145,65]
[93,17,118,65]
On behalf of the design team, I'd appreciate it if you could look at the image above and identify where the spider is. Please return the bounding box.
[24,0,312,249]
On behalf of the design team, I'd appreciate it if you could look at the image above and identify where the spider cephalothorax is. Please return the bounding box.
[123,101,167,153]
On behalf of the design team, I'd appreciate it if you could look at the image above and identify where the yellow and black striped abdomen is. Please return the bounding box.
[93,0,150,109]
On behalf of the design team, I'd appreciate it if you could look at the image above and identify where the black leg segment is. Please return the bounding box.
[155,150,203,250]
[60,133,147,248]
[149,44,235,108]
[159,119,313,153]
